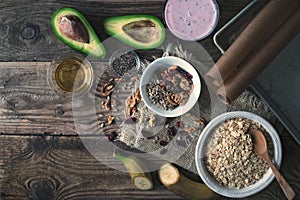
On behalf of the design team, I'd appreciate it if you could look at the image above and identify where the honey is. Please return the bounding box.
[48,54,93,97]
[55,59,87,92]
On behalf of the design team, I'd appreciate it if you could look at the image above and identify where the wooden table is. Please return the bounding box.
[1,0,299,199]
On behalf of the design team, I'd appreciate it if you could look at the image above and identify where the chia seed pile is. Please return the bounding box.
[110,51,138,76]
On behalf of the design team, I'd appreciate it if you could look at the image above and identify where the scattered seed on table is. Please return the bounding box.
[100,122,105,128]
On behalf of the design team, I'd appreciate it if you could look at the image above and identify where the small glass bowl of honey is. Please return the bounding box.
[47,53,94,98]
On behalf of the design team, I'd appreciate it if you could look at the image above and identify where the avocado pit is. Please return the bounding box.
[122,20,160,44]
[103,14,165,49]
[59,15,89,43]
[51,8,106,58]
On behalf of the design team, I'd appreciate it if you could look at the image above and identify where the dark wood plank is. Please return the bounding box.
[6,1,299,199]
[0,0,251,137]
[0,62,77,135]
[1,135,299,200]
[0,0,165,62]
[0,0,252,62]
[0,62,120,135]
[0,135,183,200]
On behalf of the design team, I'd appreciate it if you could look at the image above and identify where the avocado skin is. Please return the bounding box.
[51,8,106,58]
[103,15,165,50]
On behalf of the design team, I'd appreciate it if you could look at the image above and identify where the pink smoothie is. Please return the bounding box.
[164,0,219,41]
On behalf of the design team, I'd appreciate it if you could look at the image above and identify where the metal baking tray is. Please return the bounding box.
[213,0,300,145]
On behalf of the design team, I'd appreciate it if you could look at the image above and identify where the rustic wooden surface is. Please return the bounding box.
[0,0,251,62]
[1,135,299,200]
[1,0,299,199]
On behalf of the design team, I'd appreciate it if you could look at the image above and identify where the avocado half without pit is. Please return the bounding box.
[103,15,165,50]
[51,8,106,58]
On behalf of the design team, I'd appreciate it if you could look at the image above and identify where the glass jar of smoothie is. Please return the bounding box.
[164,0,219,41]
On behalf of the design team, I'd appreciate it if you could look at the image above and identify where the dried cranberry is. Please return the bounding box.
[176,121,185,129]
[108,132,118,141]
[184,72,193,79]
[131,117,137,122]
[167,126,177,136]
[159,140,168,146]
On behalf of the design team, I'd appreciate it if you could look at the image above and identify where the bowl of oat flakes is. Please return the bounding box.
[139,56,201,117]
[195,111,282,198]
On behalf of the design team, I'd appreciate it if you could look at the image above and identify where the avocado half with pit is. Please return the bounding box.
[51,8,106,58]
[103,15,165,50]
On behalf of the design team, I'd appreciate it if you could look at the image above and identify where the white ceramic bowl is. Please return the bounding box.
[139,56,201,117]
[195,111,282,198]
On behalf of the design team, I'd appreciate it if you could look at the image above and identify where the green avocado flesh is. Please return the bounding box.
[51,8,106,58]
[103,15,165,50]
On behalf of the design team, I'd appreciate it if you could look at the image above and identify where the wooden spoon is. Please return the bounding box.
[248,129,296,200]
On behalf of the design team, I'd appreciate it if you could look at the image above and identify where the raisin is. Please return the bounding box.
[167,126,177,136]
[159,140,168,146]
[176,120,185,129]
[108,132,118,141]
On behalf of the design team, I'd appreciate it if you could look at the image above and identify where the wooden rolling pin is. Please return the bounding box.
[205,0,300,87]
[217,8,300,104]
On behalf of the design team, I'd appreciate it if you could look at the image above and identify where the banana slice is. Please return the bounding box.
[114,152,153,190]
[159,163,216,200]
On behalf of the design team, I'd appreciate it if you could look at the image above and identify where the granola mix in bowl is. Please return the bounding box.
[146,65,194,110]
[195,111,282,198]
[140,56,201,117]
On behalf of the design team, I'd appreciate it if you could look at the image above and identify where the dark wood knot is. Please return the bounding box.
[21,26,36,40]
[55,106,65,116]
[29,180,55,200]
